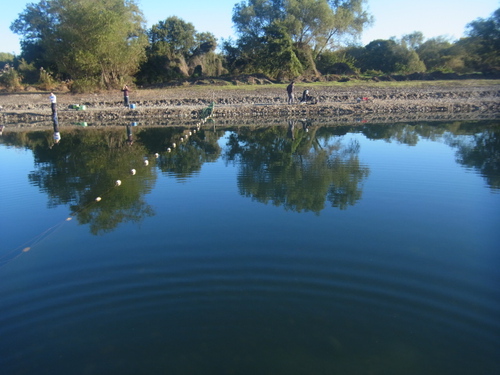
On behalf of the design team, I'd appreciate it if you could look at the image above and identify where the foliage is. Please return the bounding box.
[416,36,453,71]
[228,0,372,77]
[316,50,358,74]
[0,53,15,69]
[38,67,55,90]
[4,2,500,88]
[11,0,148,90]
[464,8,500,72]
[16,58,38,84]
[0,65,23,91]
[260,22,305,79]
[138,16,220,84]
[342,38,426,74]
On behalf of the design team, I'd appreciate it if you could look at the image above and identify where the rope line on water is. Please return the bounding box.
[1,104,216,268]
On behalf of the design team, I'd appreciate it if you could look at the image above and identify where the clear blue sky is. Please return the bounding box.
[1,0,498,55]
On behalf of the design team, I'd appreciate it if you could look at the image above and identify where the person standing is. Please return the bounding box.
[286,81,295,104]
[49,92,57,117]
[122,85,130,107]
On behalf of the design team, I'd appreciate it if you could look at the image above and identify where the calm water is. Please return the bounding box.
[0,120,499,375]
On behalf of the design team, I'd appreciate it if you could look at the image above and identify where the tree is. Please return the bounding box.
[150,17,197,56]
[345,38,425,74]
[360,39,399,72]
[11,0,148,90]
[138,17,220,84]
[416,36,453,71]
[402,31,425,51]
[229,0,372,75]
[260,22,304,79]
[317,0,373,54]
[464,8,500,71]
[0,53,15,68]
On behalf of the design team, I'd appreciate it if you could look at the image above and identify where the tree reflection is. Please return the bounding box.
[224,121,370,213]
[2,119,497,229]
[358,120,500,191]
[153,128,223,179]
[7,127,157,235]
[445,126,500,191]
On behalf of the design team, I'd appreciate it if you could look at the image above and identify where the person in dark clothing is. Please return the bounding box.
[286,81,295,104]
[299,89,318,104]
[122,85,130,107]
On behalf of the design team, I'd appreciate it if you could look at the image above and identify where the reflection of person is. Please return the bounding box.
[286,81,295,104]
[126,124,133,145]
[122,85,130,107]
[287,119,295,140]
[52,117,61,145]
[49,92,57,116]
[0,125,5,136]
[299,118,312,132]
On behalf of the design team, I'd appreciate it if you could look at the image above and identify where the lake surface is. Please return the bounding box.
[1,119,499,375]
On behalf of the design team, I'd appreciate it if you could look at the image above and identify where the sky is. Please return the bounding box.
[1,0,498,55]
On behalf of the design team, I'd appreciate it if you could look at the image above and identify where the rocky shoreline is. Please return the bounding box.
[1,82,499,127]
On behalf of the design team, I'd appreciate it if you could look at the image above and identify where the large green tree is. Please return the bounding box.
[233,0,371,54]
[463,8,500,72]
[138,17,220,84]
[342,38,425,74]
[228,0,372,77]
[11,0,147,89]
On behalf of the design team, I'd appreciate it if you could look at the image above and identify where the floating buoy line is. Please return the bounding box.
[0,103,216,268]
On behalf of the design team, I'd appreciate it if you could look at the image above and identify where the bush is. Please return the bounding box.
[70,77,100,93]
[17,59,38,83]
[38,67,56,91]
[0,66,23,91]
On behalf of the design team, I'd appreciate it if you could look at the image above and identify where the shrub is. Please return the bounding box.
[38,67,56,91]
[70,77,100,93]
[0,66,23,91]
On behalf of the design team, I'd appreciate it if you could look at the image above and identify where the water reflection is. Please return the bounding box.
[358,120,500,191]
[1,120,498,236]
[224,120,370,213]
[446,130,500,190]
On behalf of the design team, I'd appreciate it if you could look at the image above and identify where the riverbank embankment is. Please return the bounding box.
[1,81,499,127]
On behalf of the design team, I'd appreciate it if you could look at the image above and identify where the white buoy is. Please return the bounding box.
[155,153,159,158]
[189,131,192,136]
[180,137,184,142]
[130,169,136,175]
[172,143,176,148]
[144,160,149,166]
[115,180,122,186]
[167,148,171,152]
[95,197,102,202]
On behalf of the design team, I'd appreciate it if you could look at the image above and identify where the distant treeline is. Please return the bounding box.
[1,0,499,92]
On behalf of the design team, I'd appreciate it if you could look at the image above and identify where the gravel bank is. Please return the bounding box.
[1,82,499,127]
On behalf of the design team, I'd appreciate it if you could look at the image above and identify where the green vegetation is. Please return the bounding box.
[1,0,499,92]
